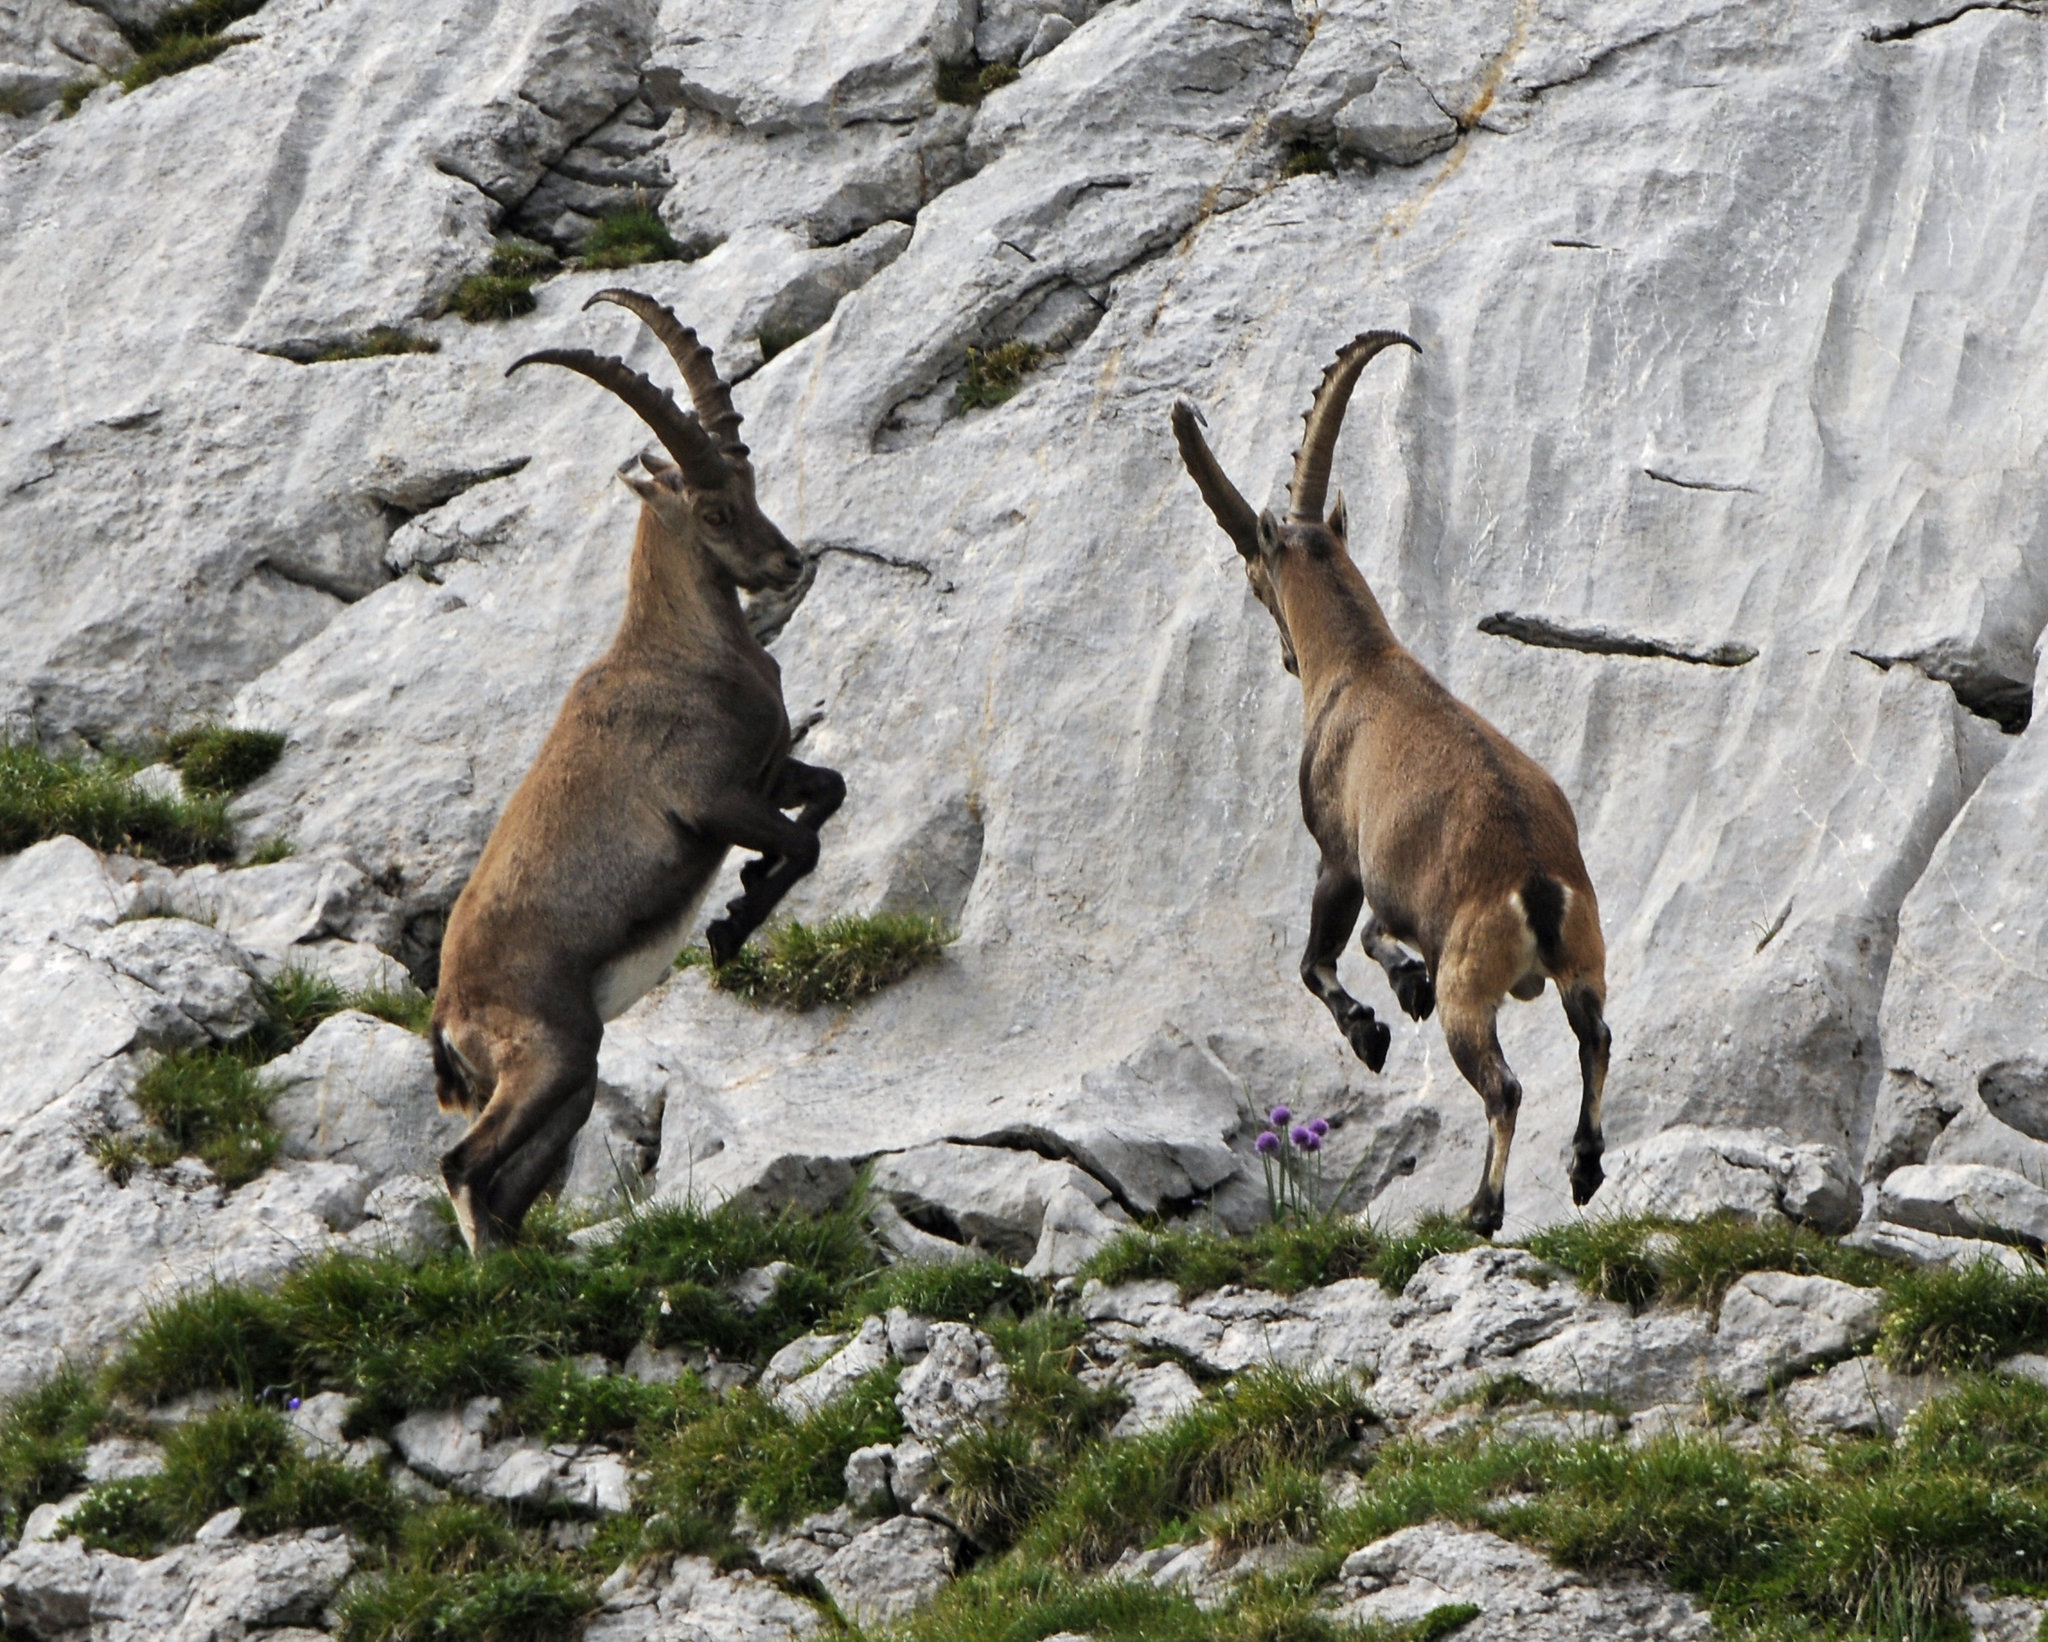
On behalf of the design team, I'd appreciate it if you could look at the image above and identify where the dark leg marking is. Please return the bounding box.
[1563,985,1612,1206]
[695,765,844,963]
[1361,916,1434,1021]
[439,1032,600,1253]
[1301,866,1392,1072]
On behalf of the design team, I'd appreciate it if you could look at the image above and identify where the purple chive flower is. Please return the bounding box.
[287,1397,302,1412]
[1309,1118,1330,1139]
[1290,1125,1312,1148]
[1255,1130,1280,1155]
[1298,1131,1323,1153]
[1270,1106,1292,1127]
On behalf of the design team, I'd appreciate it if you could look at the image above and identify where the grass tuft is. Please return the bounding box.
[579,207,680,270]
[1282,138,1336,178]
[980,62,1022,93]
[120,29,256,92]
[849,1258,1040,1325]
[0,1366,109,1537]
[162,722,284,794]
[313,327,440,363]
[247,832,297,863]
[335,1565,594,1642]
[688,911,955,1011]
[0,741,233,863]
[1880,1258,2048,1374]
[131,1049,278,1186]
[936,58,988,104]
[1085,1212,1476,1300]
[59,77,102,115]
[451,274,537,324]
[1527,1213,1896,1311]
[957,339,1047,411]
[757,319,821,363]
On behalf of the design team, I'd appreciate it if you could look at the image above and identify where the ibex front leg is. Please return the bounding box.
[1302,865,1392,1072]
[701,759,845,962]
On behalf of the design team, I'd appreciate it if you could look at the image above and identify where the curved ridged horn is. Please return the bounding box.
[1171,397,1260,560]
[583,288,750,477]
[506,348,731,492]
[1288,331,1419,524]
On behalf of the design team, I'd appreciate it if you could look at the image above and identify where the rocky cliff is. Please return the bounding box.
[4,0,2048,1385]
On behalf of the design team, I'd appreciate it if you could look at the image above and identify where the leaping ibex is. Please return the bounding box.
[430,288,844,1254]
[1172,335,1610,1235]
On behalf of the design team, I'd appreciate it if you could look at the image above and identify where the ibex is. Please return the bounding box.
[430,288,844,1254]
[1172,335,1611,1235]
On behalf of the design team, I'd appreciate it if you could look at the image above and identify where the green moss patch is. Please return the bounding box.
[116,1,268,94]
[1085,1212,1481,1300]
[313,328,440,364]
[579,207,681,271]
[957,339,1047,410]
[1525,1213,1895,1313]
[682,911,956,1011]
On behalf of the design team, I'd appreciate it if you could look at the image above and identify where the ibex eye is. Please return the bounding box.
[704,508,732,527]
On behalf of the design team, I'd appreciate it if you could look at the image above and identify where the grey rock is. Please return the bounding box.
[1328,1522,1712,1641]
[1712,1273,1884,1396]
[1840,1220,2037,1277]
[282,937,417,997]
[559,1082,663,1210]
[265,1011,457,1189]
[345,1173,458,1256]
[816,1515,957,1628]
[582,1551,822,1642]
[1997,1353,2048,1389]
[389,1397,501,1488]
[86,920,263,1045]
[844,1444,895,1514]
[1139,1538,1308,1611]
[1334,66,1458,166]
[776,1317,892,1419]
[1779,1357,1945,1439]
[895,1322,1010,1444]
[759,1333,847,1398]
[82,1437,165,1485]
[869,1142,1126,1267]
[1021,14,1077,65]
[888,1438,943,1517]
[1108,1360,1203,1437]
[886,1308,931,1363]
[978,0,1103,64]
[732,1262,795,1315]
[0,1527,354,1642]
[1876,1163,2048,1246]
[1963,1587,2048,1642]
[625,1342,696,1386]
[752,1506,859,1584]
[1601,1125,1860,1232]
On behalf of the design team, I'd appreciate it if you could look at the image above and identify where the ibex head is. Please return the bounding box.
[1172,331,1418,675]
[509,288,804,591]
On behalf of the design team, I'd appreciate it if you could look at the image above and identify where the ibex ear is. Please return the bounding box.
[1256,509,1282,558]
[1327,490,1348,542]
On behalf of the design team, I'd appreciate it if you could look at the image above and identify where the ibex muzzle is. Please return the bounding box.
[1173,334,1612,1236]
[430,289,844,1254]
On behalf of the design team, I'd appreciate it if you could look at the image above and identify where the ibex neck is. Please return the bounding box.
[618,513,755,658]
[1276,549,1400,691]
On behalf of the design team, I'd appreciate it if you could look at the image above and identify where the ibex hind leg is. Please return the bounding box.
[1302,866,1392,1071]
[1438,968,1521,1237]
[1361,915,1434,1021]
[1562,983,1612,1206]
[439,1027,599,1255]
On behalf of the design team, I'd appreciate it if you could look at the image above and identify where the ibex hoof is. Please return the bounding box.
[1464,1195,1504,1239]
[1570,1155,1606,1207]
[1393,963,1435,1022]
[739,855,773,894]
[705,919,743,967]
[1346,1008,1391,1073]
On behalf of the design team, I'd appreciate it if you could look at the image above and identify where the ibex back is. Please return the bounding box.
[1173,336,1610,1235]
[431,289,843,1254]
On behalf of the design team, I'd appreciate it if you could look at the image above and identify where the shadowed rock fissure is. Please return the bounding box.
[1479,612,1758,668]
[1867,1,2048,43]
[1853,649,2034,734]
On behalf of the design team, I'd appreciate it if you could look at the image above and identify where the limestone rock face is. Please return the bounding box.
[1,0,2046,1246]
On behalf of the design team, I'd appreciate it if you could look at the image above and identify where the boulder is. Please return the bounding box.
[264,1011,458,1189]
[1780,1357,1945,1439]
[816,1515,957,1628]
[1107,1361,1203,1437]
[1875,1164,2048,1246]
[867,1142,1126,1268]
[1840,1220,2036,1276]
[775,1317,892,1419]
[1600,1126,1860,1232]
[1326,1523,1713,1641]
[583,1552,822,1642]
[894,1322,1010,1444]
[1712,1273,1884,1396]
[86,919,264,1045]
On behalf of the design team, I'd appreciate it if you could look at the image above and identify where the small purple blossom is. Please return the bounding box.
[1270,1105,1292,1127]
[287,1397,301,1412]
[1290,1125,1312,1147]
[1255,1130,1280,1155]
[1309,1117,1330,1138]
[1298,1131,1322,1153]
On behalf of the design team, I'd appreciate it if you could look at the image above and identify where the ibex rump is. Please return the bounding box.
[430,289,843,1253]
[1173,335,1610,1234]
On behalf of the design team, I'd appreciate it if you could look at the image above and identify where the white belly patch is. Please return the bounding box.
[594,882,711,1023]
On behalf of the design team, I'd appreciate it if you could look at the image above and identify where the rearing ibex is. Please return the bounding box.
[1172,335,1610,1235]
[430,288,844,1253]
